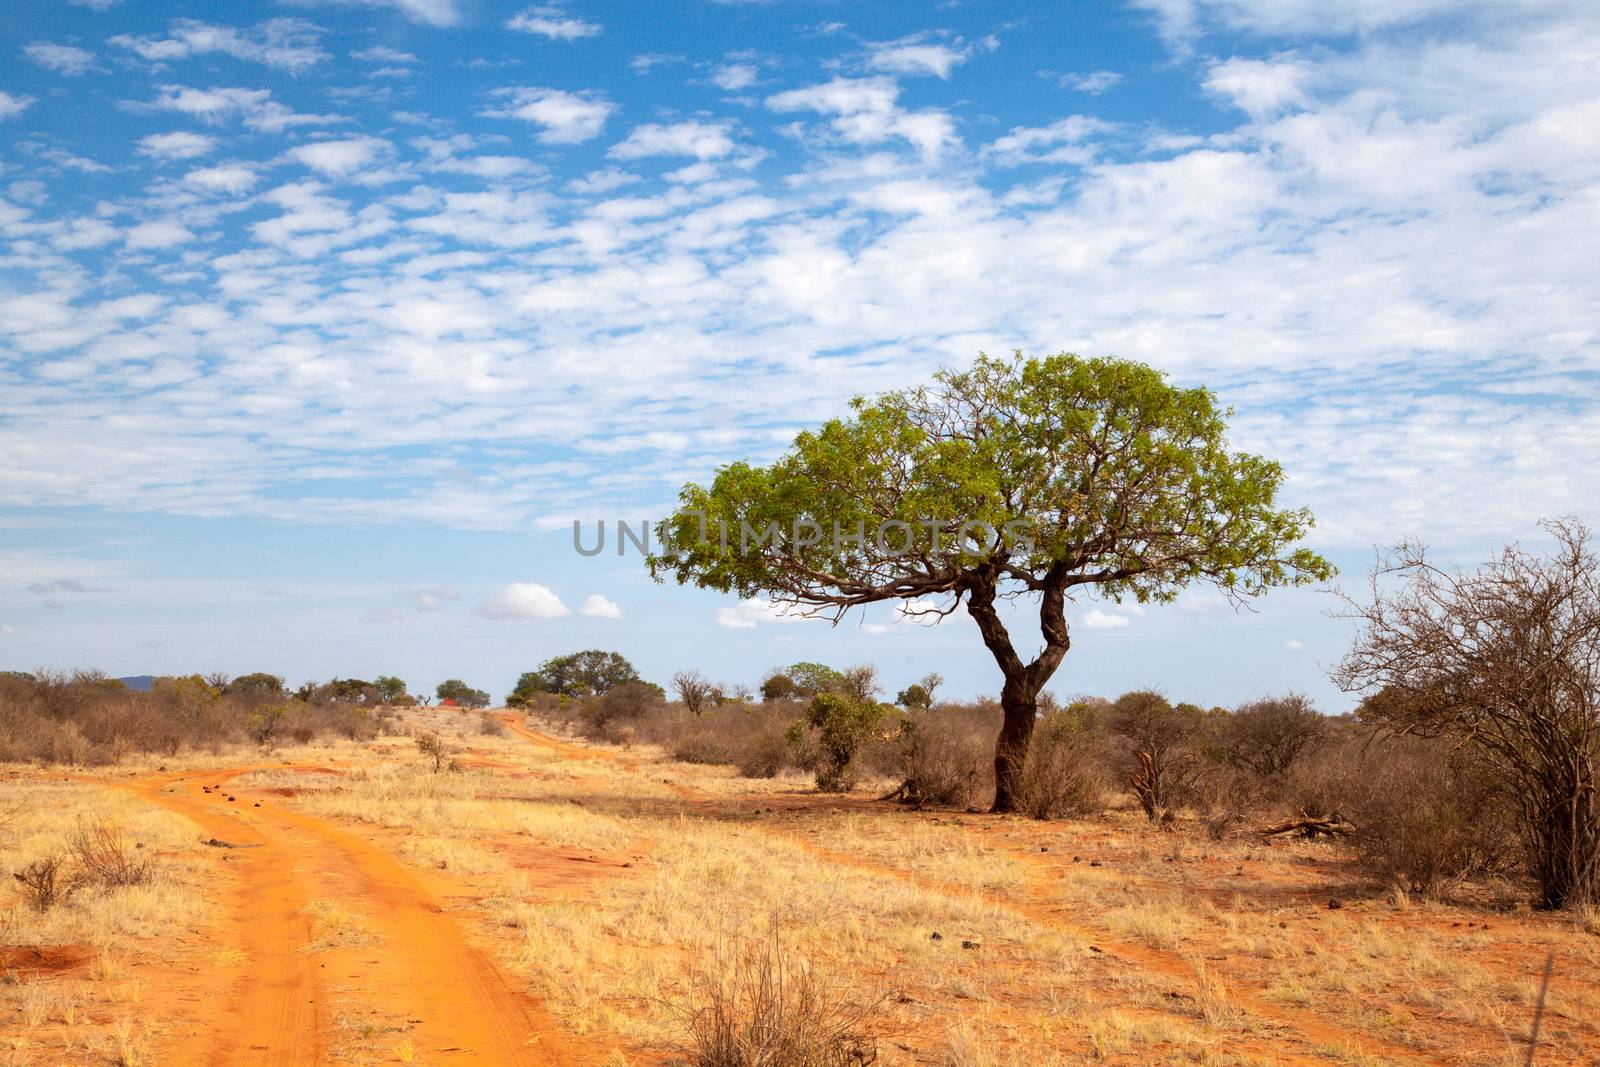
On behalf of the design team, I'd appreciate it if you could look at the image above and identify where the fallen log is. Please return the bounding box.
[1255,815,1355,839]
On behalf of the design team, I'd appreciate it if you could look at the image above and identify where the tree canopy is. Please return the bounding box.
[435,678,490,708]
[652,351,1331,811]
[508,650,643,704]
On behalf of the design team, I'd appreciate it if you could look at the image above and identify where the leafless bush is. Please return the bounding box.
[1109,691,1205,821]
[478,712,508,737]
[1216,694,1325,783]
[580,681,662,739]
[14,853,78,912]
[671,925,882,1067]
[882,708,993,808]
[1014,707,1105,819]
[68,818,153,888]
[1335,519,1600,909]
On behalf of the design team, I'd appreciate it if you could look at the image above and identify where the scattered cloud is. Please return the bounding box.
[110,19,329,74]
[0,92,35,121]
[350,45,416,64]
[27,579,101,596]
[481,87,614,143]
[183,163,259,194]
[1203,56,1310,117]
[137,130,216,159]
[716,598,815,629]
[0,625,15,637]
[1060,69,1121,93]
[506,6,602,40]
[610,121,736,160]
[24,42,98,77]
[1284,639,1305,650]
[863,33,995,79]
[1080,609,1133,630]
[409,585,460,611]
[140,84,346,131]
[478,582,570,620]
[278,0,462,28]
[124,218,197,250]
[285,135,393,178]
[579,593,622,618]
[986,115,1111,166]
[766,76,956,159]
[712,62,759,91]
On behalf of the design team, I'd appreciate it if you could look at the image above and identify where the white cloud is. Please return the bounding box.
[68,0,120,8]
[0,624,15,637]
[864,34,992,79]
[350,45,416,63]
[110,19,328,74]
[478,582,570,621]
[25,43,97,76]
[716,598,816,629]
[506,6,602,39]
[137,130,216,159]
[123,218,197,250]
[1080,609,1133,630]
[1204,56,1310,117]
[142,84,344,131]
[987,116,1111,165]
[286,136,392,178]
[579,593,622,618]
[409,585,458,610]
[766,77,956,159]
[1061,69,1121,93]
[1284,639,1305,650]
[712,62,759,91]
[184,163,259,194]
[481,87,614,144]
[0,92,35,121]
[610,121,736,160]
[278,0,461,28]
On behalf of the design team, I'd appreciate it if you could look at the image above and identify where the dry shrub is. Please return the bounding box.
[882,707,994,808]
[15,853,77,912]
[1014,708,1105,820]
[478,712,508,737]
[672,925,882,1067]
[69,818,153,888]
[1291,733,1517,896]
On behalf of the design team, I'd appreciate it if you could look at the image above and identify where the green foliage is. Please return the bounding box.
[508,650,643,703]
[760,672,799,702]
[650,351,1332,607]
[434,678,490,708]
[787,662,845,697]
[896,684,932,709]
[789,693,894,792]
[224,672,285,701]
[247,703,288,745]
[373,675,408,703]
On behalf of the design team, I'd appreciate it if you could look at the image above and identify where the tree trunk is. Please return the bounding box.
[992,681,1040,814]
[965,570,1070,814]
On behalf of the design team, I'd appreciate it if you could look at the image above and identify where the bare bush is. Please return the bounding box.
[478,712,508,737]
[884,712,990,808]
[416,732,452,773]
[1109,691,1205,821]
[671,925,882,1067]
[1216,694,1325,782]
[1336,519,1600,909]
[68,818,153,888]
[14,853,77,911]
[1014,705,1105,819]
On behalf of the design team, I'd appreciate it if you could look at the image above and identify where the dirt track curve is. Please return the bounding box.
[122,767,584,1066]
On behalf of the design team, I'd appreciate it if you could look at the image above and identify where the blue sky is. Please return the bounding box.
[2,0,1597,708]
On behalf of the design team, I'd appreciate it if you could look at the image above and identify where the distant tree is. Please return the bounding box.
[203,672,231,691]
[1335,519,1600,910]
[585,681,662,732]
[896,672,944,710]
[1217,694,1325,780]
[760,671,799,702]
[225,673,286,702]
[651,352,1331,811]
[247,704,288,746]
[374,675,408,703]
[435,679,490,708]
[836,664,881,703]
[788,662,845,697]
[508,650,642,704]
[672,671,716,716]
[1109,690,1206,821]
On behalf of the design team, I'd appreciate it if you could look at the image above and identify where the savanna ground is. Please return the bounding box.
[3,706,1597,1066]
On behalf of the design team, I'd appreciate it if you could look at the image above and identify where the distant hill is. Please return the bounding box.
[117,675,156,692]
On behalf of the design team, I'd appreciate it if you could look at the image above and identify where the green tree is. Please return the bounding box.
[374,675,408,703]
[435,679,490,708]
[225,673,286,702]
[788,692,893,792]
[507,650,642,704]
[652,352,1331,812]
